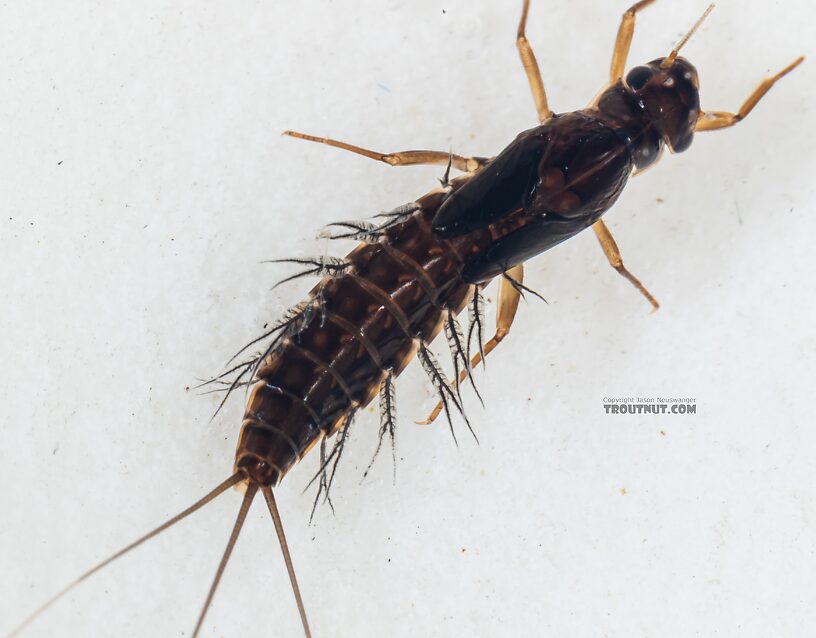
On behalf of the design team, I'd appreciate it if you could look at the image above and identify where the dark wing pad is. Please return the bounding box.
[431,125,551,237]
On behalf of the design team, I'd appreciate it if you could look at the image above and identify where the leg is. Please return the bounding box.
[695,57,804,132]
[592,220,659,311]
[516,0,551,123]
[609,0,658,82]
[417,265,524,425]
[283,130,489,172]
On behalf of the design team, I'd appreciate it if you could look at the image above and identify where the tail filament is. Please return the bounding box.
[263,486,313,638]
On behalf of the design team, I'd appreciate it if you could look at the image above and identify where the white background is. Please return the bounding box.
[1,1,814,637]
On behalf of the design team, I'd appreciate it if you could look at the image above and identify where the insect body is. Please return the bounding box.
[239,53,706,487]
[6,1,803,637]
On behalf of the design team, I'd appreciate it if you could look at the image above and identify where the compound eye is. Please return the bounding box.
[626,66,653,91]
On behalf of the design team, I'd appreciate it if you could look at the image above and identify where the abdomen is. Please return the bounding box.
[235,182,493,485]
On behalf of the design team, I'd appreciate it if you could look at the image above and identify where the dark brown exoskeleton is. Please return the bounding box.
[10,2,802,638]
[237,55,709,488]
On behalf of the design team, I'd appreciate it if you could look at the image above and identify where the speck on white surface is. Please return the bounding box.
[1,1,814,637]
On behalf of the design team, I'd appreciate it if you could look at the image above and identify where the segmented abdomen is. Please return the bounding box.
[235,182,492,485]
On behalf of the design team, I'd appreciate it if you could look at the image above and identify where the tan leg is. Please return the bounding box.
[609,0,658,82]
[417,265,524,425]
[592,220,659,311]
[516,0,551,123]
[282,130,488,173]
[695,57,804,132]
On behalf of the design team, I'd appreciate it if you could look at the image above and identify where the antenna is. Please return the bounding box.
[662,3,715,68]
